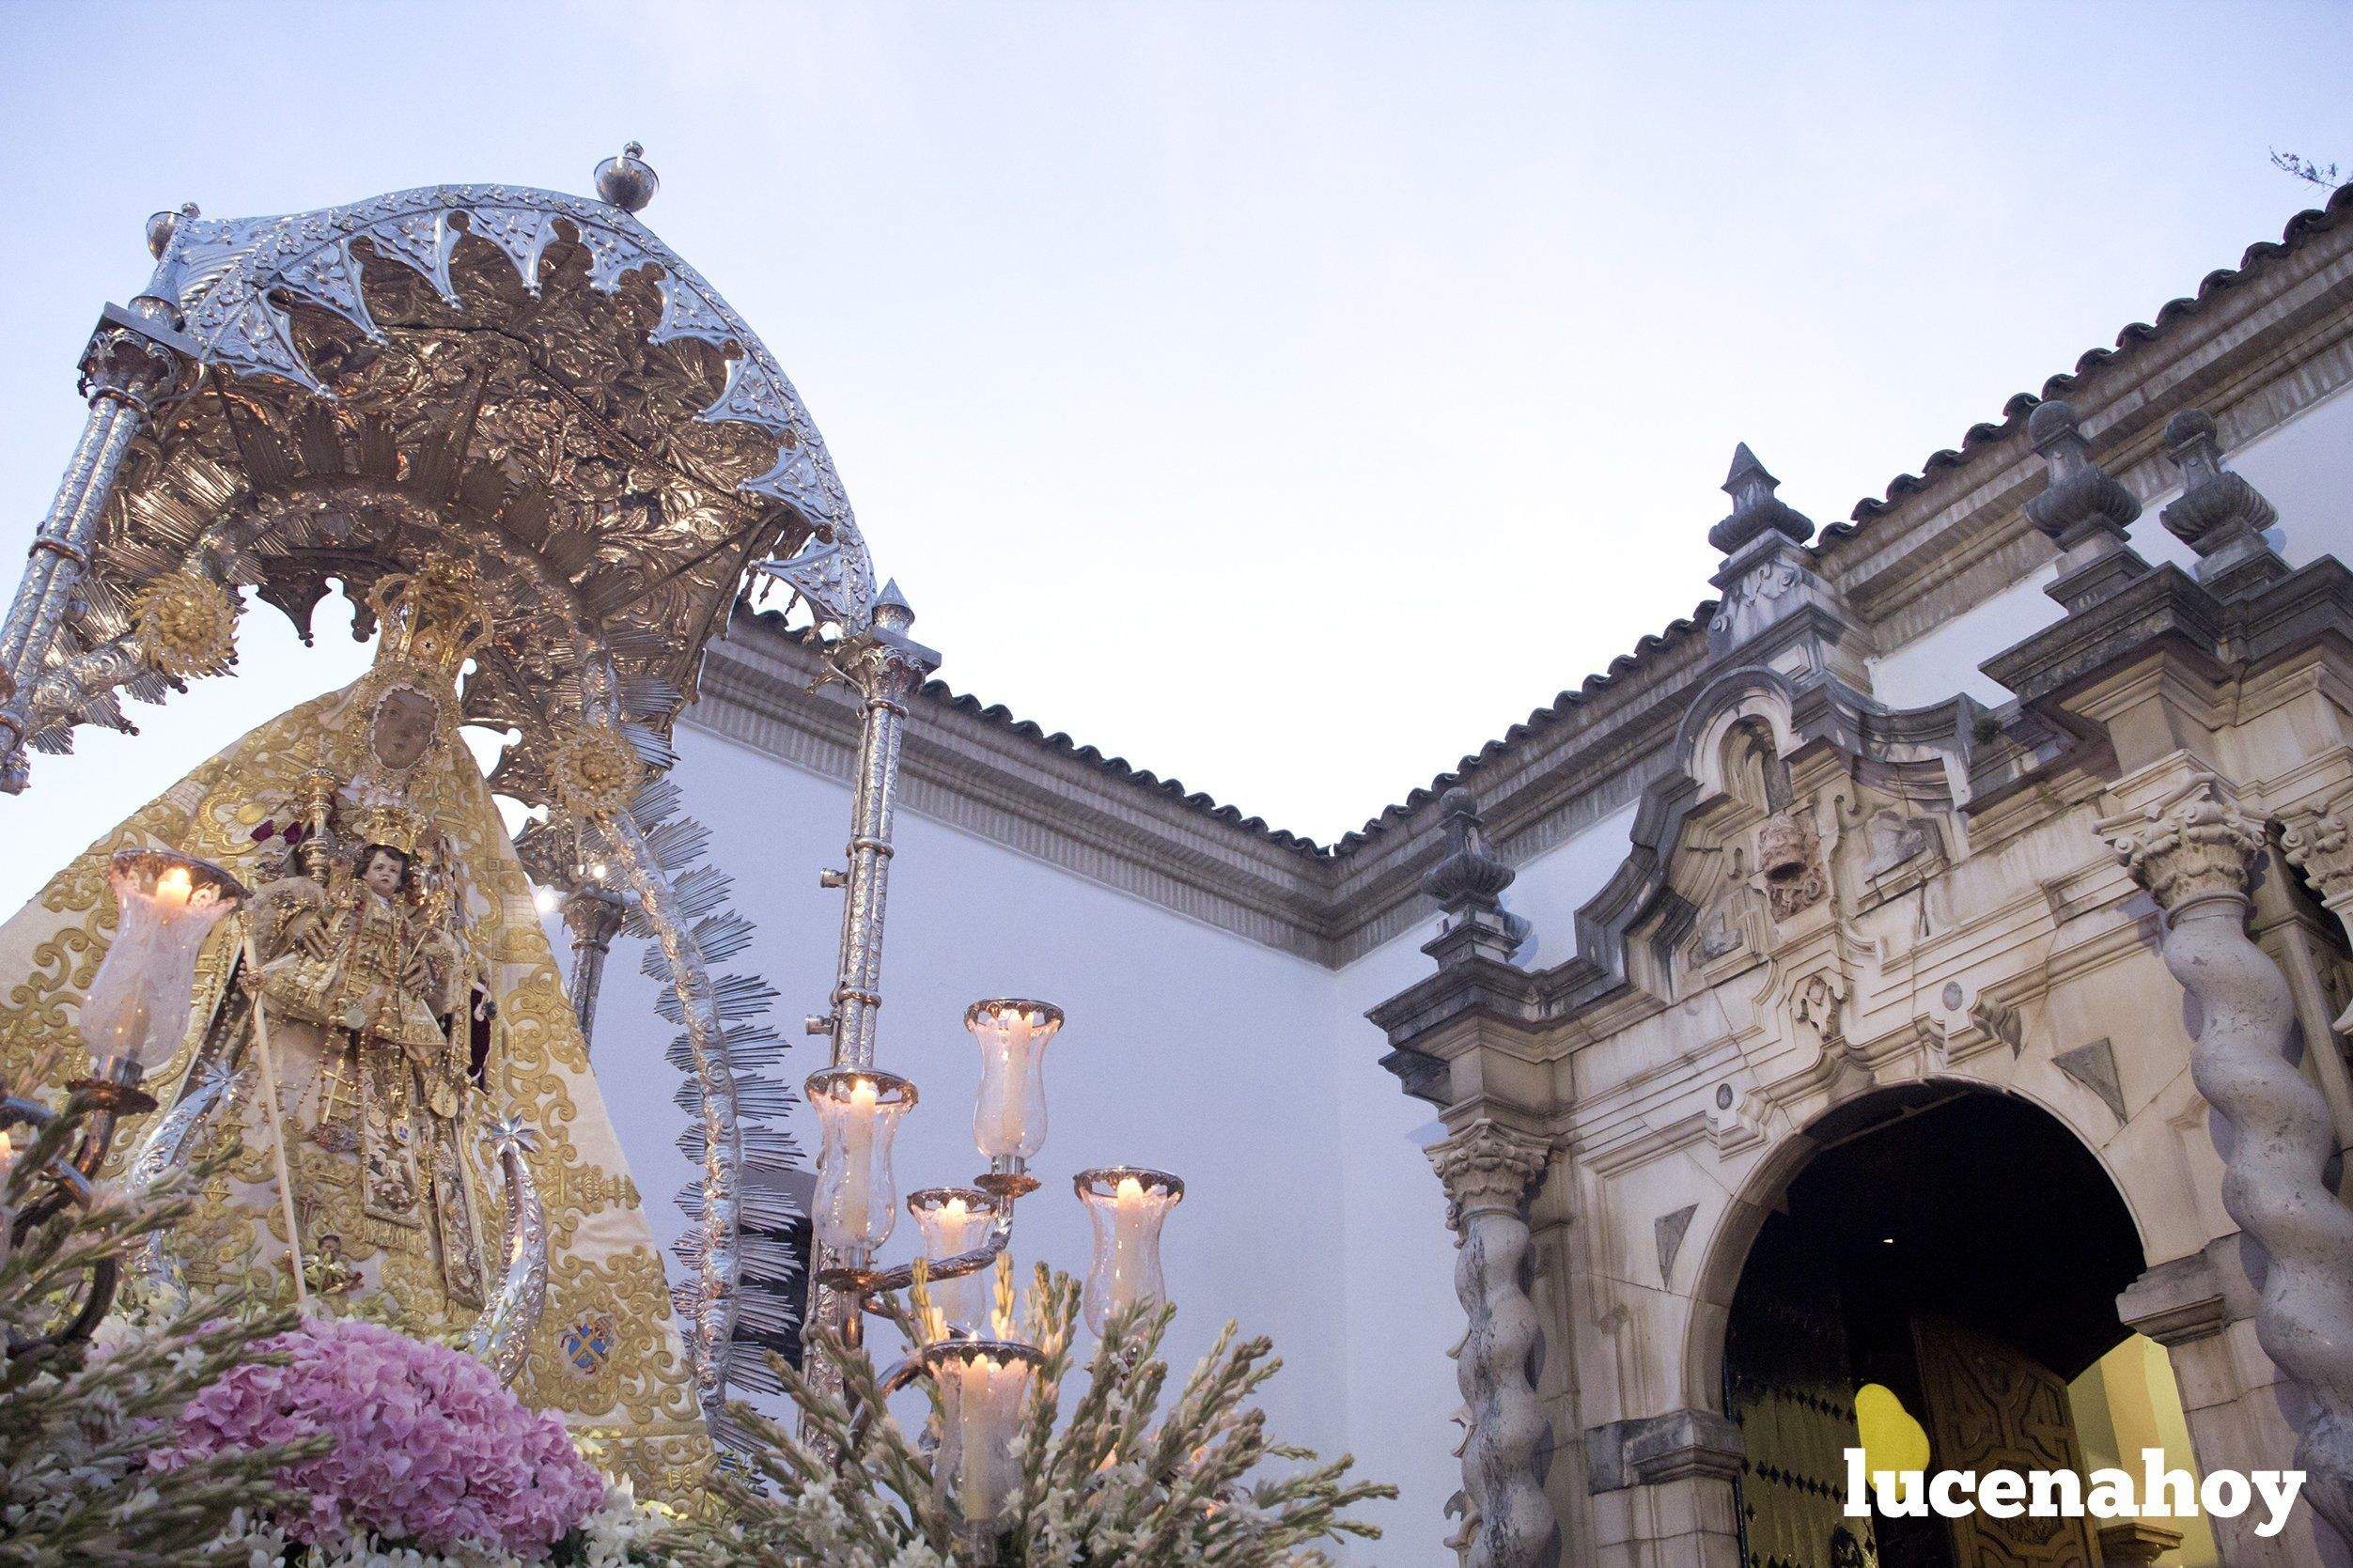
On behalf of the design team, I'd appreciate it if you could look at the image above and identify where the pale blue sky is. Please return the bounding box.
[0,2,2346,887]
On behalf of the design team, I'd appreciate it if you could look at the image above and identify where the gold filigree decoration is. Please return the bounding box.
[544,722,644,821]
[132,570,240,679]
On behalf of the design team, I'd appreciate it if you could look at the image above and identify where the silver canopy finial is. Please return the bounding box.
[873,578,915,634]
[146,201,198,260]
[595,142,659,213]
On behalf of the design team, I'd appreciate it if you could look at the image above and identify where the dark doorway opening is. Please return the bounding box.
[1723,1087,2147,1568]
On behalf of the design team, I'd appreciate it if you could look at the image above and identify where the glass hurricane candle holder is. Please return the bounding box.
[805,1068,917,1265]
[907,1186,1004,1336]
[1074,1166,1184,1335]
[966,999,1062,1183]
[924,1338,1045,1536]
[81,849,247,1079]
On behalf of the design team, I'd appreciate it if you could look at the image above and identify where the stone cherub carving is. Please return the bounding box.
[1758,807,1830,921]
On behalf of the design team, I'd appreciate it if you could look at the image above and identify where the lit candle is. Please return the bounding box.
[80,849,246,1075]
[1075,1166,1184,1335]
[925,1339,1044,1531]
[966,999,1063,1161]
[1111,1175,1149,1300]
[839,1077,879,1246]
[806,1068,916,1261]
[909,1186,1002,1334]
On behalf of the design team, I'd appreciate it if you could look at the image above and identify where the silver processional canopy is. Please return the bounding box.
[26,166,878,807]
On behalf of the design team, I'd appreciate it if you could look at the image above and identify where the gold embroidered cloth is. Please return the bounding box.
[0,675,709,1497]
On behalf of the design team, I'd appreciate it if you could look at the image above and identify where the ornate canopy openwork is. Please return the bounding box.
[32,178,876,792]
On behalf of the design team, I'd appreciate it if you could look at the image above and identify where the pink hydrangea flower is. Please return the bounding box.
[156,1317,606,1558]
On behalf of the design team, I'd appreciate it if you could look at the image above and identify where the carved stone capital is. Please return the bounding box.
[2281,797,2353,914]
[1430,1121,1550,1225]
[2097,777,2267,917]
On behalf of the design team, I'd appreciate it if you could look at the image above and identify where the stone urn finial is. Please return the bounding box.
[1708,442,1815,556]
[1424,787,1515,911]
[2159,409,2286,598]
[2024,399,2140,550]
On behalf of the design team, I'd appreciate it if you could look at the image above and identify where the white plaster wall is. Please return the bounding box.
[1867,381,2353,709]
[2241,383,2353,568]
[1316,795,1653,1554]
[584,721,1466,1559]
[1329,924,1470,1562]
[1508,800,1644,972]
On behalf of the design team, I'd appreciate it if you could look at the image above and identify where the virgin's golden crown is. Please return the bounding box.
[366,557,493,686]
[347,800,426,856]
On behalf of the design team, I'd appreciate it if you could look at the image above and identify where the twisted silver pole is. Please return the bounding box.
[803,586,938,1413]
[558,884,627,1051]
[0,310,187,792]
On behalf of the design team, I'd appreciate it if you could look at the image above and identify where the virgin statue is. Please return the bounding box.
[0,557,709,1497]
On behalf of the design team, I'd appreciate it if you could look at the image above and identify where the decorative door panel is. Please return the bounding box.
[1911,1316,2096,1567]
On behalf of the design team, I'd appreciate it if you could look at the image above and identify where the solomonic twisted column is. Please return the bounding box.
[2102,777,2353,1544]
[1430,1120,1558,1568]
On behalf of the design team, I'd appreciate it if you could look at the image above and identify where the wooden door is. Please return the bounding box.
[1725,1227,1879,1567]
[1911,1317,2097,1567]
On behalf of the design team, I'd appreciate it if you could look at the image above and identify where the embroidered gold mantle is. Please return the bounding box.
[0,673,709,1497]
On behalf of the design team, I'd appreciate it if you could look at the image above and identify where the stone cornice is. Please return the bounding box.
[692,622,1344,961]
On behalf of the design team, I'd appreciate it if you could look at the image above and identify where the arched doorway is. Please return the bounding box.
[1721,1084,2211,1566]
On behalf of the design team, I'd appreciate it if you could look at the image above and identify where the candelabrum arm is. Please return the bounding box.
[850,1204,1018,1310]
[2106,778,2353,1546]
[849,1345,938,1450]
[1,1092,117,1352]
